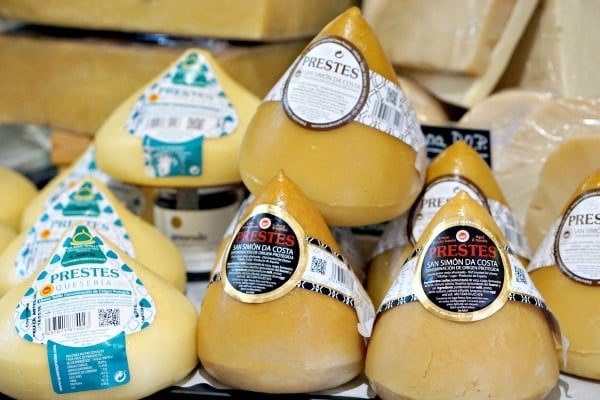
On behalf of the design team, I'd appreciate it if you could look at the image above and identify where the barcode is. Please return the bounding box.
[374,101,402,129]
[98,308,121,327]
[143,116,205,131]
[310,256,327,275]
[331,264,352,289]
[44,311,90,335]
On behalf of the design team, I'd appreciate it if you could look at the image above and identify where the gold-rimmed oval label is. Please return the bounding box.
[414,223,511,322]
[223,204,307,303]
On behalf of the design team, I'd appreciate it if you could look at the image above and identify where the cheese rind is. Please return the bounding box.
[0,166,38,232]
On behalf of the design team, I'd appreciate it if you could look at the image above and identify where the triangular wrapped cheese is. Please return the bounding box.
[528,169,600,379]
[94,48,260,187]
[0,177,186,297]
[0,222,16,254]
[0,223,198,400]
[367,141,530,308]
[197,170,373,393]
[0,166,38,232]
[21,144,153,230]
[239,7,426,227]
[366,191,559,400]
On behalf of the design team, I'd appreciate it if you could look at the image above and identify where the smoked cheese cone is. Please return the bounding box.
[0,177,186,297]
[238,7,426,227]
[365,191,559,400]
[528,169,600,379]
[367,140,530,308]
[0,223,198,400]
[197,170,371,393]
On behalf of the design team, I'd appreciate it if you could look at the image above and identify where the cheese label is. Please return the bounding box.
[266,35,424,153]
[16,181,135,278]
[126,51,239,178]
[414,225,509,321]
[216,203,375,336]
[529,189,600,285]
[14,224,155,393]
[408,176,488,244]
[49,145,145,216]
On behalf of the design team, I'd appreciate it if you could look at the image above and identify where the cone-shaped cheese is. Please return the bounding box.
[0,223,198,400]
[0,166,38,231]
[366,191,559,400]
[526,136,600,251]
[197,170,367,393]
[21,145,154,230]
[95,48,260,188]
[367,141,530,308]
[366,241,412,309]
[239,7,426,227]
[0,222,16,254]
[528,170,600,379]
[0,177,186,297]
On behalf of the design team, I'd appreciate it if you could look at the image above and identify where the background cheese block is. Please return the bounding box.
[197,171,365,393]
[394,0,539,108]
[94,48,260,188]
[498,0,600,98]
[526,136,600,251]
[0,226,198,400]
[0,165,38,232]
[362,0,515,75]
[397,76,449,124]
[0,178,187,297]
[0,30,306,136]
[0,222,16,254]
[239,7,426,227]
[0,0,357,40]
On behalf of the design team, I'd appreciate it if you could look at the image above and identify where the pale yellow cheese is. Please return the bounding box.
[0,177,186,297]
[526,136,600,251]
[0,166,38,232]
[239,7,425,227]
[197,171,365,393]
[0,222,16,254]
[498,0,600,98]
[94,48,260,188]
[0,224,198,400]
[397,76,449,124]
[362,0,515,75]
[365,192,559,400]
[394,0,539,108]
[0,0,356,40]
[529,170,600,379]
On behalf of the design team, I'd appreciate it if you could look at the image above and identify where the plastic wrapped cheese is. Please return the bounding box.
[528,170,600,379]
[95,48,260,188]
[239,7,426,227]
[0,223,198,400]
[0,166,38,232]
[0,177,186,297]
[365,191,559,400]
[197,170,373,393]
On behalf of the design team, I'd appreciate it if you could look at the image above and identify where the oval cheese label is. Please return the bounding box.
[554,189,600,285]
[283,36,369,129]
[223,204,307,303]
[415,224,510,321]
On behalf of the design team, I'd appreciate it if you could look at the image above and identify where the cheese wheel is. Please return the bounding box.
[365,191,559,400]
[0,177,186,297]
[95,48,260,188]
[528,170,600,379]
[0,166,38,232]
[197,170,366,393]
[239,6,426,227]
[526,136,600,251]
[0,223,198,400]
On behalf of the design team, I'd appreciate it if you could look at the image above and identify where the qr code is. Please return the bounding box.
[514,266,527,283]
[386,87,398,105]
[98,308,121,327]
[310,257,327,275]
